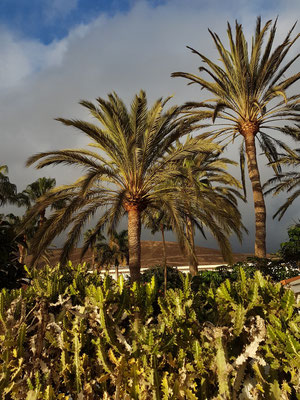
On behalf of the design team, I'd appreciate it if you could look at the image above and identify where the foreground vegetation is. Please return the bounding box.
[0,262,299,399]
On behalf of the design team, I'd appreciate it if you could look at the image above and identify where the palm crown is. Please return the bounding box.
[22,90,217,280]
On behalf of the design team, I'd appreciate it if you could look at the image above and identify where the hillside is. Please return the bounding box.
[25,241,253,267]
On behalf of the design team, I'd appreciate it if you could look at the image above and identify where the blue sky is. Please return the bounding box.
[0,0,133,43]
[0,0,178,44]
[0,0,299,252]
[0,0,283,43]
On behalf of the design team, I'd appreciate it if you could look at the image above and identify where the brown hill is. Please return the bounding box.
[26,241,253,267]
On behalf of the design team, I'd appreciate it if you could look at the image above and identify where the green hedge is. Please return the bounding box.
[0,262,299,399]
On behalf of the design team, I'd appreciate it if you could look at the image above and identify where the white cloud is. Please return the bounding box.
[43,0,79,22]
[0,19,96,91]
[0,29,33,89]
[0,0,299,252]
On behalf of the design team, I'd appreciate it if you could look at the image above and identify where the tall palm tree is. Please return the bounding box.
[172,17,300,257]
[21,91,216,281]
[264,147,300,219]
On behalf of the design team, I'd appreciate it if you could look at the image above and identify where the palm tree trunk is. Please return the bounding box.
[91,248,95,269]
[18,234,27,264]
[39,209,46,228]
[186,216,198,276]
[161,225,167,296]
[127,205,141,282]
[18,244,26,264]
[244,134,266,258]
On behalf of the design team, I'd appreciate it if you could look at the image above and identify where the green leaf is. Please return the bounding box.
[217,280,235,304]
[215,336,229,397]
[269,379,281,400]
[233,303,247,336]
[286,334,300,355]
[281,289,295,320]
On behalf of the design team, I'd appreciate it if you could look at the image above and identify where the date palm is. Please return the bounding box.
[83,229,106,269]
[21,90,216,281]
[139,146,245,278]
[171,150,245,275]
[264,147,300,219]
[0,165,18,206]
[172,17,300,257]
[142,209,173,294]
[108,230,129,279]
[2,213,37,263]
[21,177,57,226]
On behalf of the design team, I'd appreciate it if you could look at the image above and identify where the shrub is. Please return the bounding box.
[0,220,26,290]
[0,263,299,399]
[278,223,300,264]
[140,264,183,291]
[192,256,300,292]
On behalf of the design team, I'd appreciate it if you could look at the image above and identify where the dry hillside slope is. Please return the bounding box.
[26,241,254,267]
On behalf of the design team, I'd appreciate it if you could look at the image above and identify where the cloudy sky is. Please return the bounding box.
[0,0,299,253]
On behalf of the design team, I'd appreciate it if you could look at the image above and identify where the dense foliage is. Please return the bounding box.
[193,257,300,290]
[0,219,26,290]
[0,262,299,399]
[140,265,183,292]
[278,224,300,264]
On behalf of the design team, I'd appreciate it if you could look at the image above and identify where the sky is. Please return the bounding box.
[0,0,299,254]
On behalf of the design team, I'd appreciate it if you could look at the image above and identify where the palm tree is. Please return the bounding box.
[264,147,300,219]
[96,239,115,272]
[172,17,300,257]
[83,229,106,269]
[83,229,128,276]
[172,150,245,275]
[142,209,173,294]
[21,177,57,226]
[2,213,37,264]
[21,91,216,281]
[108,230,129,279]
[0,165,19,206]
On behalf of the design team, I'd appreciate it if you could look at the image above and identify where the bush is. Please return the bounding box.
[141,264,183,291]
[278,223,300,264]
[191,256,300,292]
[0,220,26,290]
[0,263,299,399]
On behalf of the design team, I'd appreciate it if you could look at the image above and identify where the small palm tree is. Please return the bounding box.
[83,229,106,269]
[0,165,19,206]
[108,230,129,279]
[21,177,57,226]
[21,91,215,281]
[172,17,300,257]
[264,147,300,219]
[142,209,173,295]
[2,213,37,263]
